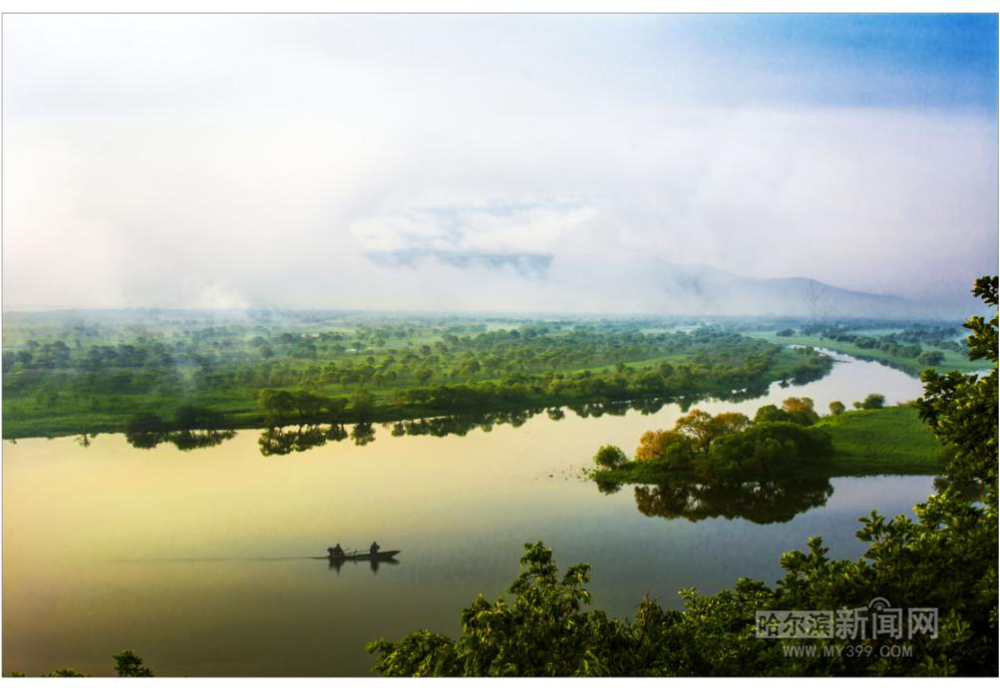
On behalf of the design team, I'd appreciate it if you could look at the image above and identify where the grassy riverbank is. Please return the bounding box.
[814,405,949,476]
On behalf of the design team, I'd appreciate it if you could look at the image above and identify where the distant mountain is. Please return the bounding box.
[361,251,962,318]
[646,263,921,318]
[534,258,957,318]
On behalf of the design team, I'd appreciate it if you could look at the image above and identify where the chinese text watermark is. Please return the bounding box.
[756,598,938,640]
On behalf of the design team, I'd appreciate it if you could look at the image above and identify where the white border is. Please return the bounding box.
[0,1,996,14]
[0,2,997,689]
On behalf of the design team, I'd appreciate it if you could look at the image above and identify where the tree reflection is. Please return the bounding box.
[170,429,236,451]
[125,428,236,452]
[630,399,667,416]
[258,424,349,456]
[350,422,376,446]
[121,386,837,458]
[566,400,632,418]
[124,430,163,450]
[632,476,834,524]
[123,407,236,452]
[595,478,624,495]
[381,409,544,439]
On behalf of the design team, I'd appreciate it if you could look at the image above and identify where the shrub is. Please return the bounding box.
[113,650,153,677]
[754,404,790,424]
[854,393,886,410]
[635,430,695,469]
[593,444,628,469]
[125,412,166,434]
[702,422,833,478]
[174,404,226,430]
[781,397,820,425]
[917,350,945,366]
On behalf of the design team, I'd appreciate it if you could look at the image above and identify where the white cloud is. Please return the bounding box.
[2,15,996,313]
[350,202,596,255]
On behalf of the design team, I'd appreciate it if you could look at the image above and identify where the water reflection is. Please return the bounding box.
[120,396,785,454]
[387,408,542,438]
[629,477,835,524]
[124,428,236,451]
[541,408,562,421]
[258,424,349,456]
[350,422,377,447]
[327,556,400,574]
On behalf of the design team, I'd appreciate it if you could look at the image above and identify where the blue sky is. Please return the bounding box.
[2,14,997,313]
[650,14,998,111]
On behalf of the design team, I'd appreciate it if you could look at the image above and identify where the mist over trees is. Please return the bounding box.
[2,315,834,444]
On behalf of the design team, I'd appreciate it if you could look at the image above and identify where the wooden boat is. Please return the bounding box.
[327,549,400,561]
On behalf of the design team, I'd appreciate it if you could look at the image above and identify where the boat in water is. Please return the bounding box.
[327,548,400,561]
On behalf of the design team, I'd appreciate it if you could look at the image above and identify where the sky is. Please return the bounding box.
[2,13,998,314]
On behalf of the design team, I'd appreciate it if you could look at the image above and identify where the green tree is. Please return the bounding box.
[699,422,832,479]
[710,411,752,436]
[781,397,819,425]
[673,409,717,455]
[918,275,998,493]
[828,401,846,416]
[174,404,226,430]
[368,542,606,676]
[854,393,886,410]
[113,650,153,677]
[14,649,153,678]
[918,350,945,367]
[258,388,296,420]
[753,404,790,424]
[352,390,377,421]
[593,444,628,469]
[125,412,166,434]
[291,390,329,418]
[635,429,694,468]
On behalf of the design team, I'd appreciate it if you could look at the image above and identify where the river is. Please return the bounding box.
[1,349,936,675]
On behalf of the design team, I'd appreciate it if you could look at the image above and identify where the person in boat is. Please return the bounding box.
[328,544,345,558]
[369,541,380,555]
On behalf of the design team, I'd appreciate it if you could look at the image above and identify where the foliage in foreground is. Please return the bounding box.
[368,276,999,676]
[7,650,153,678]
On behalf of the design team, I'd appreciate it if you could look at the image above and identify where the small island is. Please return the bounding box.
[590,395,949,491]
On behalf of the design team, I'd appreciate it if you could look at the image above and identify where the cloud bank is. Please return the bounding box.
[2,15,997,314]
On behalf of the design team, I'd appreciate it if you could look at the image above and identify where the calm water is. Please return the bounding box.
[2,351,935,676]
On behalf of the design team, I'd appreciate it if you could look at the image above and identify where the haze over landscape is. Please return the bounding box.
[3,10,1000,680]
[2,14,997,316]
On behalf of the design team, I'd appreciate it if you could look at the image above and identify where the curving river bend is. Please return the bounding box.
[2,349,936,675]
